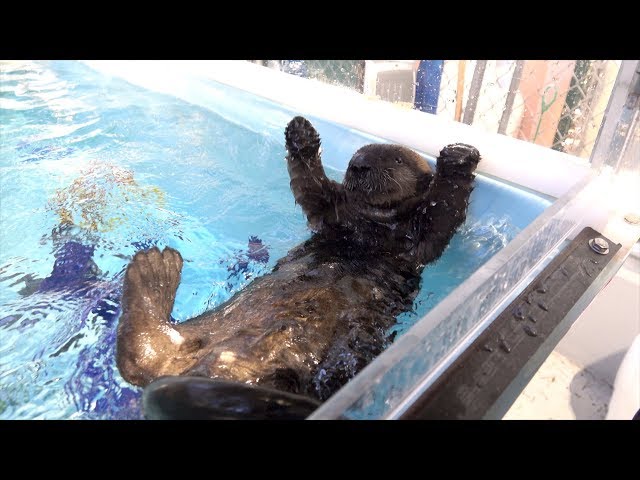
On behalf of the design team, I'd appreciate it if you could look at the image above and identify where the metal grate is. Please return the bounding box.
[255,60,622,160]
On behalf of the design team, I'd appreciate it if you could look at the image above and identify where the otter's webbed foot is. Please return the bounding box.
[117,247,198,386]
[123,247,182,321]
[412,144,481,265]
[285,116,344,229]
[143,376,321,420]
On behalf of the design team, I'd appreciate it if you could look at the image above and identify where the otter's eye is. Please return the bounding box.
[395,157,403,164]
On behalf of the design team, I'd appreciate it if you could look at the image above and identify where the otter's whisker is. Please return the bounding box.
[384,170,403,194]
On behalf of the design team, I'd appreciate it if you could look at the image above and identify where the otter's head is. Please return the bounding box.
[342,144,433,206]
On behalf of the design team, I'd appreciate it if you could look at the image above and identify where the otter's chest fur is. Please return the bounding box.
[181,235,422,400]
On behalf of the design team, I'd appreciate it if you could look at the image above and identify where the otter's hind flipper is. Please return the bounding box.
[143,376,321,420]
[117,247,200,386]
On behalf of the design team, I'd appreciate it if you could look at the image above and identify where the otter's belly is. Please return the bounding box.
[180,255,411,397]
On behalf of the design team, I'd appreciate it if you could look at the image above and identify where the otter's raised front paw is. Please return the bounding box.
[285,116,321,157]
[437,143,481,175]
[124,247,183,316]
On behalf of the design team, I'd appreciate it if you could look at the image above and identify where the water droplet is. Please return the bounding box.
[523,325,538,337]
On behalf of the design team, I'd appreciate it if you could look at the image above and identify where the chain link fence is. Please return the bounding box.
[253,60,621,160]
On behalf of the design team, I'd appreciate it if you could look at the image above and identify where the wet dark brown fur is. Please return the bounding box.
[116,116,480,419]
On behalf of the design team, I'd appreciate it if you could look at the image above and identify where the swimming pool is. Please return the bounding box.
[0,60,552,419]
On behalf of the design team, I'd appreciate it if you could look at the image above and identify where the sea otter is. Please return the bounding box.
[117,116,480,419]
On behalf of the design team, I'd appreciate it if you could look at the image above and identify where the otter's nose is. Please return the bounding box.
[350,152,370,170]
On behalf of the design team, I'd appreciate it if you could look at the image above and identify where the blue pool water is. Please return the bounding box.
[0,61,552,419]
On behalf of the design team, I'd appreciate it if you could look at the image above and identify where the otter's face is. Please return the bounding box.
[343,144,433,205]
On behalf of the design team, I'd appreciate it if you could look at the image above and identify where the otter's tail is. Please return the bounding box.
[142,376,321,420]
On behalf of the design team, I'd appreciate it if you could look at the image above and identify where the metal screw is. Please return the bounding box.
[589,237,610,255]
[624,213,640,225]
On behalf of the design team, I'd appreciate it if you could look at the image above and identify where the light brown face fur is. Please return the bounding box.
[342,144,433,206]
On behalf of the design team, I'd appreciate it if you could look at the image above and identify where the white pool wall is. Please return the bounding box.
[83,60,592,200]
